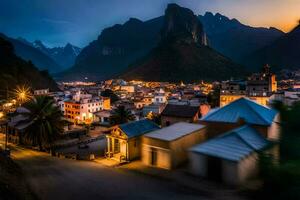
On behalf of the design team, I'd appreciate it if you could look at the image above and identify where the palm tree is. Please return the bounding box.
[21,96,63,150]
[109,105,135,125]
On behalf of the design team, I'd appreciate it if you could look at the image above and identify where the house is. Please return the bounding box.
[201,97,279,141]
[188,125,270,185]
[142,122,206,169]
[34,88,49,96]
[161,104,200,127]
[106,119,160,162]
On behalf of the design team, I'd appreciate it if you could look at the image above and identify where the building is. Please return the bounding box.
[34,88,49,96]
[106,120,160,162]
[142,123,206,169]
[220,65,277,107]
[189,125,270,185]
[64,91,110,124]
[143,103,166,117]
[201,98,280,141]
[246,65,277,96]
[161,104,200,127]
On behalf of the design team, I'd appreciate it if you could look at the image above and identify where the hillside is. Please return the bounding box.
[121,4,244,82]
[245,23,300,71]
[0,33,62,73]
[32,40,81,70]
[61,17,164,81]
[0,36,58,99]
[199,12,284,64]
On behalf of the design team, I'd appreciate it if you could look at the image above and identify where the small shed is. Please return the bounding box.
[142,122,206,169]
[188,125,270,185]
[106,119,160,162]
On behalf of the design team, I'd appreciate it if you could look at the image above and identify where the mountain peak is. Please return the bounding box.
[162,3,205,45]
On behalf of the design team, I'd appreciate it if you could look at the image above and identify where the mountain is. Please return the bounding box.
[32,40,81,70]
[246,23,300,71]
[0,36,59,98]
[121,4,244,82]
[198,12,284,65]
[0,33,62,73]
[61,16,164,80]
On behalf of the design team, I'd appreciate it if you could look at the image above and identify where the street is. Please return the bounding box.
[11,145,210,200]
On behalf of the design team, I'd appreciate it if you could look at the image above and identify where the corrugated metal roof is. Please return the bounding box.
[144,122,205,141]
[120,119,160,138]
[189,125,270,162]
[201,97,277,126]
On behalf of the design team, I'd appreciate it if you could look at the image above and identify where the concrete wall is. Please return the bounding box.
[170,128,206,168]
[142,145,171,169]
[128,137,142,160]
[161,116,196,127]
[267,114,280,141]
[188,152,207,176]
[142,128,206,169]
[237,153,258,184]
[189,153,259,186]
[222,160,238,185]
[200,121,241,138]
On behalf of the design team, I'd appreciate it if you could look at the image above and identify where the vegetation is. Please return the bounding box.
[21,96,64,150]
[0,36,58,99]
[258,101,300,199]
[109,105,135,125]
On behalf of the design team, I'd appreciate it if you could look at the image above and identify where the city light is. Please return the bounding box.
[14,85,32,104]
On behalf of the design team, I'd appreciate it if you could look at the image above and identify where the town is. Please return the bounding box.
[1,1,300,200]
[1,64,299,199]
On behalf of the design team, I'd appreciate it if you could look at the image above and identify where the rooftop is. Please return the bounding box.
[189,125,270,162]
[119,119,160,138]
[201,97,277,126]
[161,104,199,118]
[145,122,205,141]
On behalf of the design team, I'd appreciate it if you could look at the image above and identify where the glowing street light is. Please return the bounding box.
[14,85,32,104]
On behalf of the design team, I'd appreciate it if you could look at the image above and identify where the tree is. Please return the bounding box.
[109,106,135,125]
[258,101,300,199]
[21,96,64,150]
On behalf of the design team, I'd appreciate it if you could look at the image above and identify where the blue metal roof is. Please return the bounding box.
[202,98,277,126]
[189,125,270,162]
[120,119,160,138]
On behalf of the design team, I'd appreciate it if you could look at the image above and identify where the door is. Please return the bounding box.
[114,139,120,153]
[207,156,222,181]
[150,148,157,166]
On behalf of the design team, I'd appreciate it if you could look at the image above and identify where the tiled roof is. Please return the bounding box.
[120,119,160,138]
[201,97,277,126]
[189,125,270,162]
[161,104,199,118]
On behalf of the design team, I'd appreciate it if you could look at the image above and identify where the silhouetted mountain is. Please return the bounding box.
[246,23,300,71]
[0,36,58,98]
[32,40,81,69]
[61,16,164,80]
[199,12,284,64]
[0,33,62,73]
[121,4,244,82]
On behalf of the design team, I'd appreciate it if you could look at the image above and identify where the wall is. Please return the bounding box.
[188,152,207,176]
[170,128,207,168]
[142,145,171,169]
[237,153,259,184]
[200,121,241,138]
[222,160,238,185]
[161,116,197,127]
[128,137,142,160]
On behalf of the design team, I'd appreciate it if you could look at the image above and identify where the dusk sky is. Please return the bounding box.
[1,0,299,47]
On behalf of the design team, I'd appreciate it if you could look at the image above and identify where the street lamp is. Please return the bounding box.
[14,85,31,105]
